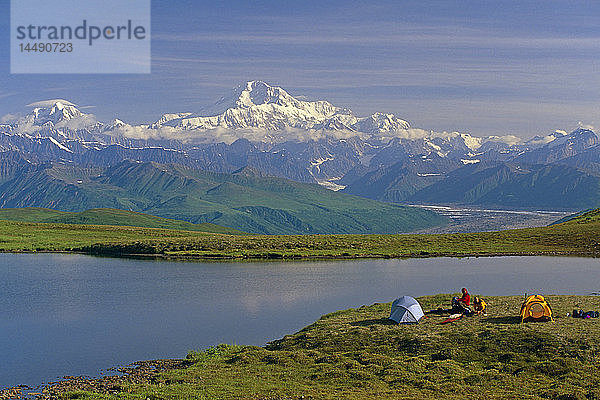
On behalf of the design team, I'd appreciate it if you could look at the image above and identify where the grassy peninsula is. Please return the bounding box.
[32,294,600,400]
[0,208,598,259]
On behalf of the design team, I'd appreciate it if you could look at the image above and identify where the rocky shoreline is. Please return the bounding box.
[0,359,192,400]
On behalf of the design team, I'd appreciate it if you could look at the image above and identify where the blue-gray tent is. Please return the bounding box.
[389,296,424,324]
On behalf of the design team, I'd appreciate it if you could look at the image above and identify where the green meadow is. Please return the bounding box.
[0,208,598,259]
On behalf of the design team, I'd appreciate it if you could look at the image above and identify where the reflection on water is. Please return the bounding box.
[1,253,599,388]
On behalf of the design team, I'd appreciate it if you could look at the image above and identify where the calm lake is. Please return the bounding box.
[1,253,600,389]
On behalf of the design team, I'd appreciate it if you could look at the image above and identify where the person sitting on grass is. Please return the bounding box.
[473,296,487,315]
[451,288,472,314]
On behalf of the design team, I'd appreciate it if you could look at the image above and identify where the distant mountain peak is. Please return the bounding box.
[526,129,569,146]
[232,165,269,178]
[238,80,288,108]
[571,127,596,135]
[108,118,127,129]
[219,80,300,111]
[195,80,339,119]
[147,80,416,141]
[26,99,84,125]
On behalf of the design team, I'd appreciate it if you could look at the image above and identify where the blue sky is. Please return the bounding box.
[1,0,599,138]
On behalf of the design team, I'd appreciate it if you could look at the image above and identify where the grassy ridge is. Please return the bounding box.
[0,208,599,257]
[0,220,216,253]
[44,294,600,399]
[0,208,245,235]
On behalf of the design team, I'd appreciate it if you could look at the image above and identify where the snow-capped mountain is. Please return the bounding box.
[1,100,100,139]
[27,100,83,125]
[526,130,568,147]
[152,80,411,136]
[0,80,599,210]
[515,128,599,165]
[1,82,510,149]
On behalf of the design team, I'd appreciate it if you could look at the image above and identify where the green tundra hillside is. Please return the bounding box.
[0,160,448,234]
[0,207,244,234]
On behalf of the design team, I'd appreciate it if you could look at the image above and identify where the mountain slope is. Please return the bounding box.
[514,128,599,164]
[0,161,448,234]
[0,207,244,234]
[342,155,460,202]
[342,158,600,211]
[407,163,600,209]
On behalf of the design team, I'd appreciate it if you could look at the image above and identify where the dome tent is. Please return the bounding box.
[389,296,424,324]
[520,294,553,322]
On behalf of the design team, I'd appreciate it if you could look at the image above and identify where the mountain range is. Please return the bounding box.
[1,80,599,216]
[0,158,447,234]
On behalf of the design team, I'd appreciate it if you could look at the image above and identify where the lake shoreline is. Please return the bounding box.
[8,294,600,400]
[1,248,599,261]
[0,359,193,400]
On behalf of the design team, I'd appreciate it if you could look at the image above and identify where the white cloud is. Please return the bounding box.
[484,135,523,146]
[56,114,99,130]
[27,99,78,108]
[153,22,600,51]
[0,114,20,124]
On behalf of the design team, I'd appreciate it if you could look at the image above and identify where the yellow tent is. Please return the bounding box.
[520,295,553,322]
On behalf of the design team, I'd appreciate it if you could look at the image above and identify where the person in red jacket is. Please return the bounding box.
[451,288,471,314]
[459,288,470,306]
